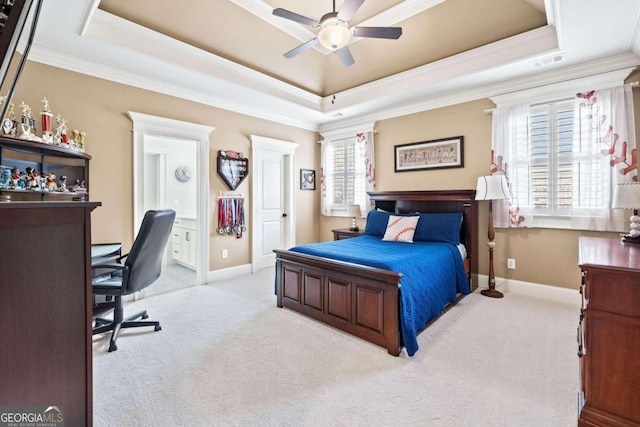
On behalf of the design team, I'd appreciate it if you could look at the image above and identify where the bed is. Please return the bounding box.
[274,190,478,356]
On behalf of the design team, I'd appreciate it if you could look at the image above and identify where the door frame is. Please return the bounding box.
[128,111,214,285]
[250,135,298,273]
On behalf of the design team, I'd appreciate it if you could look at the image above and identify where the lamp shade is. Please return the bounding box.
[475,175,510,201]
[612,182,640,209]
[347,204,362,218]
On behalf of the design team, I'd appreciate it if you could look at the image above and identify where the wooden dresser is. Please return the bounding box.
[0,201,100,426]
[578,236,640,426]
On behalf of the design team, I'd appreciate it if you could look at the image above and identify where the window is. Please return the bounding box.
[324,137,365,214]
[491,81,635,231]
[510,101,576,216]
[320,127,375,217]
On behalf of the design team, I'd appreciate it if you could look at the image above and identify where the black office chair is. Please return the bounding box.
[92,209,176,352]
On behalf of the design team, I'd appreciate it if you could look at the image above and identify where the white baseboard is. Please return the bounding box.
[206,263,253,283]
[476,274,581,307]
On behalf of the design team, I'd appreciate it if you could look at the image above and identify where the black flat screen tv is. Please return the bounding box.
[0,0,42,122]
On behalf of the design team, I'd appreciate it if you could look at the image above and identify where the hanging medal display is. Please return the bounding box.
[216,193,246,238]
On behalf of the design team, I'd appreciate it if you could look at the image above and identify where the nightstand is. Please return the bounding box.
[332,228,364,240]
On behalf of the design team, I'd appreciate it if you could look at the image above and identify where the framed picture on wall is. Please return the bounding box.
[394,136,464,172]
[300,169,315,190]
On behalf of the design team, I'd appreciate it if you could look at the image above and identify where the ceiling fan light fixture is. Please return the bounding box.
[318,17,351,50]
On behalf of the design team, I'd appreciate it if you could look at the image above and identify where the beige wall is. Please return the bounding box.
[13,60,639,289]
[323,97,632,290]
[13,61,320,271]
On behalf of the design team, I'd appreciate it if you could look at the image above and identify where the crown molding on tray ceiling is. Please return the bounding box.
[79,10,558,115]
[85,10,323,110]
[230,0,446,55]
[320,25,558,114]
[27,44,325,131]
[27,1,640,132]
[317,52,640,133]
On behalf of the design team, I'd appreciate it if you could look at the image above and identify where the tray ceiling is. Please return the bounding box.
[26,0,640,130]
[98,0,547,96]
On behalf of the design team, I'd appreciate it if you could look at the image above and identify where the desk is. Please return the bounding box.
[91,243,122,267]
[91,243,122,318]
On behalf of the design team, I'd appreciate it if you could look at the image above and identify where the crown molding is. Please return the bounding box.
[490,67,635,107]
[26,0,640,134]
[87,10,323,111]
[27,45,322,131]
[318,52,640,132]
[321,25,558,113]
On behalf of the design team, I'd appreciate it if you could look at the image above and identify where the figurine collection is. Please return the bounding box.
[0,164,86,193]
[0,96,86,152]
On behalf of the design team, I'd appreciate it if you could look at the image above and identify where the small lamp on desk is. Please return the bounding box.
[475,175,510,298]
[612,182,640,244]
[347,204,362,232]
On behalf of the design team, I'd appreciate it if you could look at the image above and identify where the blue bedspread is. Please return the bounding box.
[287,235,469,356]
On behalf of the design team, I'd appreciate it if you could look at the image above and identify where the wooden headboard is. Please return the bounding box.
[368,190,478,291]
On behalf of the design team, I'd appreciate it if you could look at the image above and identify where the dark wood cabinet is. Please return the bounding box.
[0,201,99,426]
[578,236,640,427]
[332,228,364,240]
[0,136,90,201]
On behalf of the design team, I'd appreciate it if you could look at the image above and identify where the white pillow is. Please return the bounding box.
[382,215,419,243]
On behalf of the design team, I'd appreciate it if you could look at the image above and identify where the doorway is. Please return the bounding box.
[129,112,214,291]
[250,135,298,272]
[143,136,198,296]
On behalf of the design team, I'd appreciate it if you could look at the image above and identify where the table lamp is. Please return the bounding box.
[475,175,510,298]
[347,204,362,232]
[612,182,640,244]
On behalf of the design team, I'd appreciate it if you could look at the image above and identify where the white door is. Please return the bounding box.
[256,151,286,270]
[251,135,298,273]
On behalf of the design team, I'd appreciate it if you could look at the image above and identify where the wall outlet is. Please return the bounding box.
[222,249,228,259]
[507,258,516,270]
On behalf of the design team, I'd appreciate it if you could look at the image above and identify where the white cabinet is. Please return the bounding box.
[172,218,196,270]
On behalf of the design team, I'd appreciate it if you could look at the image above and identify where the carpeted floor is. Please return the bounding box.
[93,268,579,426]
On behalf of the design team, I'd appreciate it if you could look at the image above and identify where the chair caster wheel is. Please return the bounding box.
[155,325,162,332]
[142,313,149,319]
[108,343,117,352]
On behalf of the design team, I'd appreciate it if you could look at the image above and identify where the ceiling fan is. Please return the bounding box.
[272,0,402,67]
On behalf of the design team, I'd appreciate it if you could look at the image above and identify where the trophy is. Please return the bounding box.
[18,101,40,141]
[54,114,68,146]
[2,102,17,137]
[41,97,53,144]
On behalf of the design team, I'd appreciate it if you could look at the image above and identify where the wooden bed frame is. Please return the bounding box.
[274,190,478,356]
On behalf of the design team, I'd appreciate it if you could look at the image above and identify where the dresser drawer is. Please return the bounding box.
[585,268,640,317]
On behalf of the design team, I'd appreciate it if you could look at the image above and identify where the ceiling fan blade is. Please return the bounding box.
[273,8,319,27]
[353,26,402,39]
[284,38,319,58]
[337,0,365,22]
[336,46,355,67]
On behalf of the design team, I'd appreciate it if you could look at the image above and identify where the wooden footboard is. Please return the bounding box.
[275,249,403,356]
